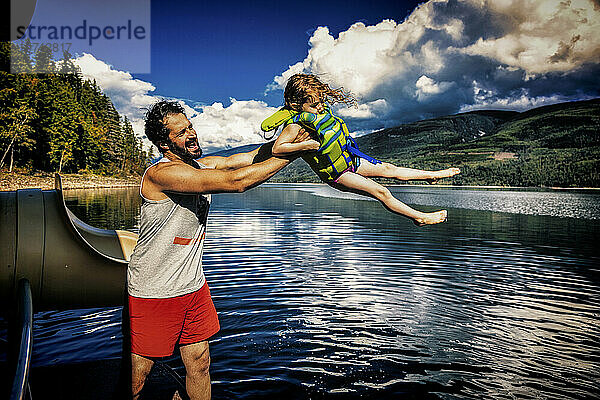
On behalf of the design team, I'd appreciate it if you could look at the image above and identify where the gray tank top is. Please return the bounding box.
[127,157,211,298]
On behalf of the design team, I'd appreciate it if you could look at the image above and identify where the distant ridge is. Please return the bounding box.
[208,98,600,187]
[209,143,263,158]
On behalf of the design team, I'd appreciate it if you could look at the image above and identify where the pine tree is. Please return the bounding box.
[9,40,33,74]
[1,41,150,176]
[33,44,54,74]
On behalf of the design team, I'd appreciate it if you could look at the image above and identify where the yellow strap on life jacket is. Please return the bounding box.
[261,108,299,132]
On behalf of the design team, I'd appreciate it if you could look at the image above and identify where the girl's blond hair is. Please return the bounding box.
[284,74,356,111]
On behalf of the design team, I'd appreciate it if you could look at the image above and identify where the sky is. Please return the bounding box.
[15,0,600,153]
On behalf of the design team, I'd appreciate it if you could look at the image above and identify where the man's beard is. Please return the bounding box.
[167,140,203,163]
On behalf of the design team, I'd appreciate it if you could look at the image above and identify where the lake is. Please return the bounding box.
[11,184,600,399]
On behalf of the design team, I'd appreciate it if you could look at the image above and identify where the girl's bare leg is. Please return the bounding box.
[331,172,447,225]
[357,162,460,183]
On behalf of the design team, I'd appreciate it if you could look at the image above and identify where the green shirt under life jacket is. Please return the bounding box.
[261,106,356,182]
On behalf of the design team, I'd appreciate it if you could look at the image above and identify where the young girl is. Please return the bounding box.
[262,74,460,226]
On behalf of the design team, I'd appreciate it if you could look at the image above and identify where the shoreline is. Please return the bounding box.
[0,170,141,191]
[264,182,600,191]
[2,171,598,192]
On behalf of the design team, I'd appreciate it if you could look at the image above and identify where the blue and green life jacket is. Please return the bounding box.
[261,106,381,182]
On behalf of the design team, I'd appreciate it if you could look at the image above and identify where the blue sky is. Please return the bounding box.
[140,0,421,106]
[15,0,600,152]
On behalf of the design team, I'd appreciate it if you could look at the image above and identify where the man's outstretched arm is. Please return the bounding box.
[146,153,295,196]
[199,124,308,170]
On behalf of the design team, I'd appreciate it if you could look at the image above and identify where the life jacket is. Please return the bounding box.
[261,106,381,181]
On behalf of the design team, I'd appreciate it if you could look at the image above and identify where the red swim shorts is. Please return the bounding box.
[129,283,220,357]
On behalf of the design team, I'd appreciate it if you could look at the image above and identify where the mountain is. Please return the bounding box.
[209,99,600,187]
[208,143,263,158]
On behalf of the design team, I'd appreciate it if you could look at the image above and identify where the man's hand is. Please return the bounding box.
[272,125,322,156]
[301,138,320,151]
[202,125,310,169]
[291,127,319,151]
[291,127,311,143]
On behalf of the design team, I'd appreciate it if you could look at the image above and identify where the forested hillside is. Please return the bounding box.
[0,41,149,176]
[3,41,598,187]
[265,99,600,187]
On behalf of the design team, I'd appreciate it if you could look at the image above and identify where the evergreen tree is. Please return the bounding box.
[1,40,149,175]
[9,39,33,74]
[33,44,54,74]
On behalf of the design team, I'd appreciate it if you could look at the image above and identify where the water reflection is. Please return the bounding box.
[64,187,142,232]
[53,185,600,399]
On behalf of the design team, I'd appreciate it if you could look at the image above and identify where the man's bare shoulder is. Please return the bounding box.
[196,156,221,169]
[143,161,191,200]
[146,159,195,177]
[142,159,225,199]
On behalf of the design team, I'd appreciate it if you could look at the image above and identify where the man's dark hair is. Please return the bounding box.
[145,101,186,152]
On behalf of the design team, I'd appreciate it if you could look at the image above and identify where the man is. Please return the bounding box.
[127,101,308,399]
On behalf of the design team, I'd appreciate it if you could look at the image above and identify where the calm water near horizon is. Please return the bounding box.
[4,184,600,399]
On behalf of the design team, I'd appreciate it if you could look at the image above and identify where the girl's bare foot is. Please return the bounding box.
[426,167,461,184]
[413,210,447,226]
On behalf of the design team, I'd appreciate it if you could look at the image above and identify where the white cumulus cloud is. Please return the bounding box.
[268,0,600,131]
[73,0,600,154]
[415,75,454,101]
[74,54,276,154]
[459,0,600,75]
[189,99,277,154]
[74,53,159,150]
[336,99,389,120]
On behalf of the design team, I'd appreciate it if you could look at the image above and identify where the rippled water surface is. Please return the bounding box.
[13,185,600,399]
